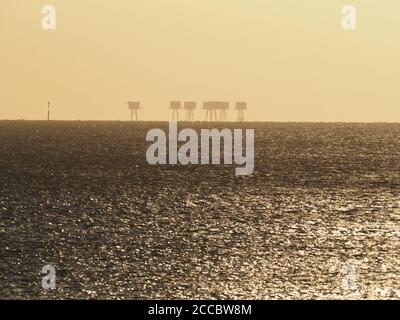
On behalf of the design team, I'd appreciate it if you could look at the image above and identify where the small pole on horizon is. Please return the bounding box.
[47,102,50,121]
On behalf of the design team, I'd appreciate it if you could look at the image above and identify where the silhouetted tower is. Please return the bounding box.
[47,102,50,121]
[127,101,140,121]
[218,102,229,121]
[235,102,247,122]
[203,101,218,121]
[184,102,196,121]
[170,101,181,121]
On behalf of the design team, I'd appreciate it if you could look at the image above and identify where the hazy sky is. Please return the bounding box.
[1,0,399,121]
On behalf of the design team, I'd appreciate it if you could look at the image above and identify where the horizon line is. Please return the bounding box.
[1,119,400,124]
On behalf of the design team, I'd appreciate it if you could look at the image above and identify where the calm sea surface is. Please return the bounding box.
[1,121,400,299]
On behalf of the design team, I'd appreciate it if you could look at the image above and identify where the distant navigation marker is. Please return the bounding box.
[235,102,247,122]
[170,101,181,121]
[184,101,196,121]
[127,101,140,121]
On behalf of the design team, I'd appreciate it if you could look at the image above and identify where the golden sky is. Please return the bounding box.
[0,0,399,121]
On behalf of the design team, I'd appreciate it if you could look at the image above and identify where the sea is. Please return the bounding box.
[1,121,400,299]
